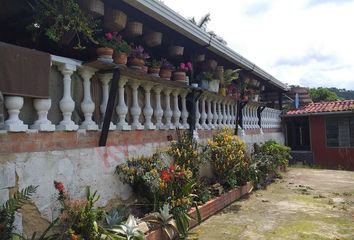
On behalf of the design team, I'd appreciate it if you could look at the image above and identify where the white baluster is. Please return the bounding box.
[195,99,201,130]
[207,97,213,129]
[212,98,218,129]
[217,100,223,129]
[142,83,156,130]
[172,90,182,129]
[78,67,98,131]
[230,102,235,129]
[181,91,189,129]
[154,86,164,129]
[98,73,116,130]
[130,81,143,130]
[31,99,55,131]
[116,78,131,130]
[4,96,28,132]
[242,105,248,129]
[227,101,232,127]
[251,105,256,129]
[163,88,174,129]
[57,64,78,131]
[222,100,227,128]
[200,96,208,129]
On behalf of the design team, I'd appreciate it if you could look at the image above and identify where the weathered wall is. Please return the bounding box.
[0,130,284,235]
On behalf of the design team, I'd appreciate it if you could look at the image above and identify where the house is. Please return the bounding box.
[0,0,288,235]
[284,100,354,170]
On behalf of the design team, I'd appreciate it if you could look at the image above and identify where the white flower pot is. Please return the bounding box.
[208,79,220,93]
[200,80,209,89]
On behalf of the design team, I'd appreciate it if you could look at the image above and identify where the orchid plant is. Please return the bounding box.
[160,58,175,70]
[130,45,150,60]
[98,32,131,54]
[177,62,193,72]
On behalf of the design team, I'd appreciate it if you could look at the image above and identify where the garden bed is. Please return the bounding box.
[145,181,253,240]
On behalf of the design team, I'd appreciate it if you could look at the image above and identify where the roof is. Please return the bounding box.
[122,0,288,91]
[285,100,354,116]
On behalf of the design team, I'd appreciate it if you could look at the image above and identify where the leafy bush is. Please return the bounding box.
[204,129,249,189]
[253,140,291,167]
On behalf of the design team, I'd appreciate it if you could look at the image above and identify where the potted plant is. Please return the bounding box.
[129,45,150,70]
[200,71,214,90]
[173,62,192,82]
[28,0,98,50]
[159,58,175,80]
[147,59,162,77]
[112,34,131,65]
[96,32,115,60]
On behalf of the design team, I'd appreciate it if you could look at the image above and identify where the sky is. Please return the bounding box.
[161,0,354,90]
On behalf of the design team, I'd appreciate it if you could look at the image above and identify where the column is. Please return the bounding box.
[78,67,98,131]
[116,78,131,130]
[98,73,116,130]
[57,63,78,131]
[130,80,143,130]
[4,96,28,132]
[154,86,164,129]
[181,91,189,129]
[30,99,55,131]
[222,100,227,127]
[207,97,213,129]
[212,98,218,129]
[142,83,155,130]
[217,100,223,129]
[172,90,182,129]
[163,88,174,129]
[195,99,201,130]
[200,96,208,129]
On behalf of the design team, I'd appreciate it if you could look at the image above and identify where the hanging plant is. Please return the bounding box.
[27,0,99,49]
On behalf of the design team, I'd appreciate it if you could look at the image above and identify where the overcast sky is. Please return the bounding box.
[162,0,354,90]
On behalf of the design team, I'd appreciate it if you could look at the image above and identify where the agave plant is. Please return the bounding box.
[105,215,144,240]
[142,204,177,240]
[105,207,127,228]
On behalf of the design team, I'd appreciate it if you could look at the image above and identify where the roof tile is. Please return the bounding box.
[286,100,354,115]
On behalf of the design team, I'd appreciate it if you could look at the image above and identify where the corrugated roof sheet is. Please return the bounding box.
[286,100,354,116]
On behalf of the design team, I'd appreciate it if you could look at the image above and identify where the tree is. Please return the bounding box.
[309,87,342,102]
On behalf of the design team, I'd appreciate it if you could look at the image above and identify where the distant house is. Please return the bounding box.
[284,100,354,170]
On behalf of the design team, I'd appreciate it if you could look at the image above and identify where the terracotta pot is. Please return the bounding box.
[96,47,114,58]
[129,57,145,69]
[142,66,148,73]
[159,68,172,79]
[113,52,128,65]
[148,67,160,76]
[173,71,186,81]
[243,95,249,101]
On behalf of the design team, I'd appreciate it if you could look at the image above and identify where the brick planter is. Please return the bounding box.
[145,181,253,240]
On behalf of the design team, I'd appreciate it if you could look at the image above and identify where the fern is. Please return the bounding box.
[0,185,38,240]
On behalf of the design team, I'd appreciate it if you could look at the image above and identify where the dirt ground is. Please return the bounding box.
[190,168,354,240]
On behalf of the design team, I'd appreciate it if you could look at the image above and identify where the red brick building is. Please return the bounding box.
[284,100,354,170]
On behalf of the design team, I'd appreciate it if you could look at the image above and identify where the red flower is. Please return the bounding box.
[54,181,65,192]
[105,32,113,41]
[169,165,176,173]
[160,170,171,182]
[178,171,185,178]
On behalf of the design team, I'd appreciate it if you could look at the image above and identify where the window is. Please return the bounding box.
[326,116,354,147]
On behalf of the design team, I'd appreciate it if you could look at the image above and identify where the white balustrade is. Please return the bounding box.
[31,99,55,131]
[116,78,131,130]
[57,63,79,131]
[195,99,201,130]
[4,96,28,132]
[154,86,164,129]
[172,90,182,129]
[163,88,174,129]
[200,96,208,130]
[130,81,143,130]
[227,101,232,128]
[217,100,223,129]
[78,67,98,131]
[212,99,218,129]
[180,91,189,129]
[207,97,213,129]
[99,73,116,130]
[142,83,156,130]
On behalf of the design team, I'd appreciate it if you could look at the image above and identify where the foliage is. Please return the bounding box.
[98,33,131,54]
[253,140,291,167]
[201,71,214,82]
[308,87,341,102]
[160,58,175,70]
[329,87,354,100]
[146,59,161,69]
[166,131,204,178]
[54,181,104,240]
[189,13,210,30]
[224,69,241,84]
[105,207,127,228]
[142,204,177,240]
[104,215,144,240]
[130,45,150,60]
[205,129,249,188]
[0,186,38,240]
[27,0,98,49]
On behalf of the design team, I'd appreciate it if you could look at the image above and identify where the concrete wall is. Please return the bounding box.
[0,130,284,235]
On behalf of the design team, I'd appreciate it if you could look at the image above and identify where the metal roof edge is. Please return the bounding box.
[122,0,288,91]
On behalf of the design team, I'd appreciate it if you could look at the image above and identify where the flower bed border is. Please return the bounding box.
[145,181,253,240]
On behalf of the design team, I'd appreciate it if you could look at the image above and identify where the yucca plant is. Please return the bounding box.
[0,185,38,240]
[142,204,177,240]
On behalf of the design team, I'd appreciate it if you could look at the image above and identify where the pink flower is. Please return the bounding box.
[105,32,113,41]
[180,63,185,69]
[186,62,193,71]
